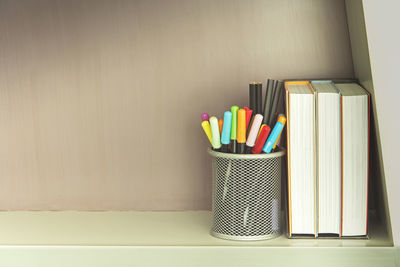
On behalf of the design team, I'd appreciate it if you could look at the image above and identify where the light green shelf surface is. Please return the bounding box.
[0,211,397,267]
[0,210,392,247]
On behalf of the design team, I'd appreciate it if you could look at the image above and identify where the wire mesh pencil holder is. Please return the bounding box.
[208,148,286,241]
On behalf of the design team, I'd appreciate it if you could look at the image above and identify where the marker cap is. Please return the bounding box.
[252,125,271,154]
[221,111,232,145]
[237,109,246,143]
[230,105,239,140]
[201,121,212,145]
[277,115,286,125]
[245,108,253,131]
[201,113,209,122]
[262,117,286,153]
[258,124,266,137]
[210,116,221,149]
[246,114,263,147]
[272,114,286,149]
[218,119,223,135]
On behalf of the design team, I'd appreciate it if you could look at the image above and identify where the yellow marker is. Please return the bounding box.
[201,121,212,145]
[218,119,223,135]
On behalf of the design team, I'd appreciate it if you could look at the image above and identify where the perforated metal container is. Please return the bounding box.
[208,148,286,241]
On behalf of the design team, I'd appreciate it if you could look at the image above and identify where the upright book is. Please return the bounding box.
[285,81,316,237]
[311,80,341,236]
[336,83,370,237]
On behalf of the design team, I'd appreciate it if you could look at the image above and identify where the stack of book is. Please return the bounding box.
[285,80,370,237]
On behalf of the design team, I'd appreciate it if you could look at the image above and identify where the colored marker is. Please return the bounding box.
[237,109,246,154]
[201,113,209,122]
[245,114,263,153]
[218,119,223,135]
[263,116,286,153]
[272,114,285,150]
[244,107,253,136]
[252,125,271,154]
[258,124,266,137]
[221,111,232,152]
[201,121,212,145]
[210,116,221,150]
[273,134,282,151]
[230,105,239,153]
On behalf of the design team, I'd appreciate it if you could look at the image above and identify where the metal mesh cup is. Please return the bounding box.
[208,148,286,241]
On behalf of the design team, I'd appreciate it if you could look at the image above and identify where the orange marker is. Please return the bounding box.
[237,109,247,154]
[218,119,223,135]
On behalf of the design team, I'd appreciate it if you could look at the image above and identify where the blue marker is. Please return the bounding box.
[220,111,232,152]
[262,116,286,153]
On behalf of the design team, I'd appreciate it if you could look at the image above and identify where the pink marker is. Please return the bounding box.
[201,113,209,122]
[245,114,263,153]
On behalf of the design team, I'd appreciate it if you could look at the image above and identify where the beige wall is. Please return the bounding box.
[0,0,353,210]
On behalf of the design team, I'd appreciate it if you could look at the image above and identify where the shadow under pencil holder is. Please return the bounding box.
[208,148,286,241]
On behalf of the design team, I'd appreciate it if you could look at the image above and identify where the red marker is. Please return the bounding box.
[252,125,271,154]
[244,107,253,130]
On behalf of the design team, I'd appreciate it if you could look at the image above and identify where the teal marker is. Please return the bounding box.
[221,111,232,152]
[263,116,286,153]
[230,105,239,154]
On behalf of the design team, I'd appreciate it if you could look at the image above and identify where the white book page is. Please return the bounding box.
[342,95,368,236]
[290,93,315,235]
[317,93,341,234]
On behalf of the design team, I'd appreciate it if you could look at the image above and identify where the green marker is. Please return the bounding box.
[230,105,239,153]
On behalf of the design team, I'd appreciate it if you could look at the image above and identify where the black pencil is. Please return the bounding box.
[255,82,263,114]
[268,80,283,126]
[263,79,275,124]
[249,82,256,112]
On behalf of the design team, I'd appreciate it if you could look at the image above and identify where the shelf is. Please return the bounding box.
[0,210,392,247]
[0,211,397,267]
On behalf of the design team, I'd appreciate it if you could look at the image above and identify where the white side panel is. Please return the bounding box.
[362,0,400,245]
